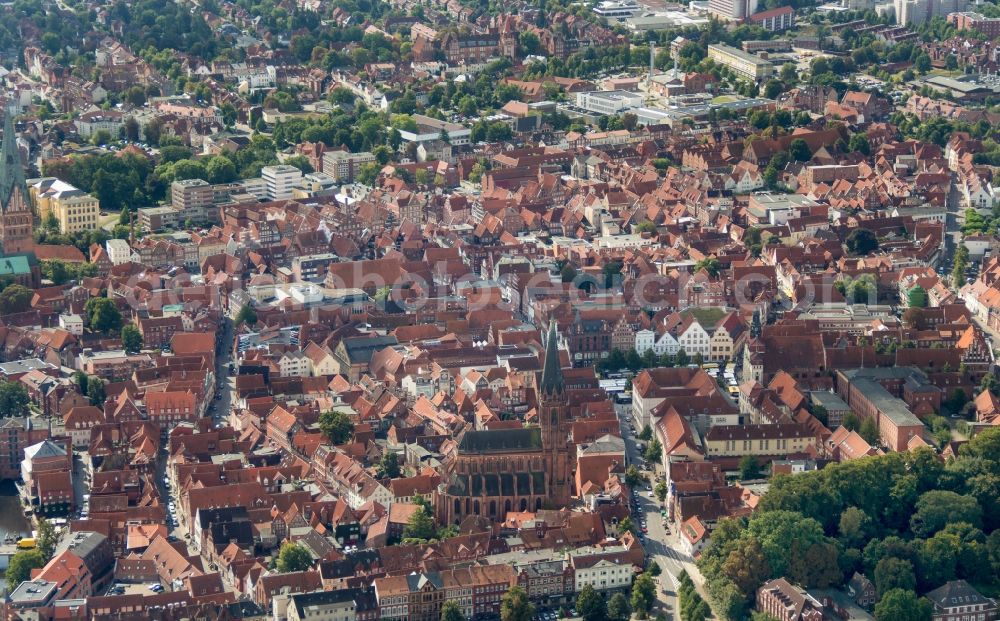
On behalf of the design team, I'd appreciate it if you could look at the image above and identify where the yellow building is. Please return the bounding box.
[707,44,774,82]
[703,423,816,457]
[27,177,101,234]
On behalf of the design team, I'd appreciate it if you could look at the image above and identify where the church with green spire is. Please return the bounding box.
[434,321,574,524]
[0,108,34,254]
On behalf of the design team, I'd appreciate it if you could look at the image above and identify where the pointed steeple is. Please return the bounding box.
[0,107,27,212]
[539,320,564,398]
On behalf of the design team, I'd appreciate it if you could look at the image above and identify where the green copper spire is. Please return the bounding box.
[0,107,27,212]
[539,320,564,397]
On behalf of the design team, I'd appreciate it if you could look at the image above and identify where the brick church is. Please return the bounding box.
[435,321,573,524]
[0,109,34,254]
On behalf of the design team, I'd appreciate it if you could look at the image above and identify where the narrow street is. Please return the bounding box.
[615,403,708,620]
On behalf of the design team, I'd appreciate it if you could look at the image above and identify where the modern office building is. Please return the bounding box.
[574,90,644,115]
[261,165,303,201]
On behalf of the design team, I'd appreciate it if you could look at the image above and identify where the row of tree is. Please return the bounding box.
[697,430,1000,621]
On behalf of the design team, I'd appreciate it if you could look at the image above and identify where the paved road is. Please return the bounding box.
[615,403,686,620]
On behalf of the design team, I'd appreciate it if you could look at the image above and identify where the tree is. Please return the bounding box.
[619,516,638,535]
[638,424,653,441]
[0,381,29,418]
[694,257,722,277]
[87,377,106,407]
[560,263,578,283]
[124,117,140,141]
[875,589,932,621]
[631,572,657,617]
[275,542,313,573]
[655,480,668,502]
[625,465,643,487]
[121,324,142,353]
[789,138,812,162]
[36,517,59,559]
[644,439,662,464]
[721,537,772,602]
[235,304,257,327]
[910,490,982,537]
[206,156,237,184]
[441,601,466,621]
[41,260,70,285]
[319,410,355,445]
[377,451,400,479]
[84,298,123,334]
[608,592,631,621]
[846,229,879,256]
[0,284,33,314]
[907,285,928,308]
[577,584,608,621]
[739,455,761,480]
[849,133,871,155]
[676,349,690,367]
[843,411,860,431]
[875,557,917,598]
[763,79,784,100]
[500,585,535,621]
[402,506,437,541]
[73,371,89,396]
[859,418,879,445]
[6,549,46,586]
[838,507,870,549]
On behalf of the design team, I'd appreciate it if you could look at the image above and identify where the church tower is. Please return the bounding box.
[539,320,572,507]
[0,108,34,254]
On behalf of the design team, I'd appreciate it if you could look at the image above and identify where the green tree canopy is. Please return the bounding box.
[907,285,928,308]
[6,549,46,586]
[235,304,258,327]
[275,542,313,573]
[0,381,29,417]
[319,409,355,445]
[0,285,33,314]
[87,377,106,407]
[846,229,879,256]
[577,584,608,621]
[874,589,932,621]
[121,323,143,354]
[441,601,466,621]
[910,490,982,537]
[500,585,535,621]
[84,298,123,334]
[631,571,657,617]
[607,592,631,621]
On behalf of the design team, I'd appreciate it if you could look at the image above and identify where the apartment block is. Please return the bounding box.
[322,150,376,183]
[171,178,215,222]
[708,0,758,19]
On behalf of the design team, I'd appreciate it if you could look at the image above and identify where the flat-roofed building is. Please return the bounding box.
[708,44,774,82]
[575,90,644,115]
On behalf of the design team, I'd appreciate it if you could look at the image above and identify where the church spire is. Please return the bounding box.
[0,106,27,212]
[539,320,564,398]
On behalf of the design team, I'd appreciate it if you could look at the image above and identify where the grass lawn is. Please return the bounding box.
[711,95,740,104]
[683,307,728,326]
